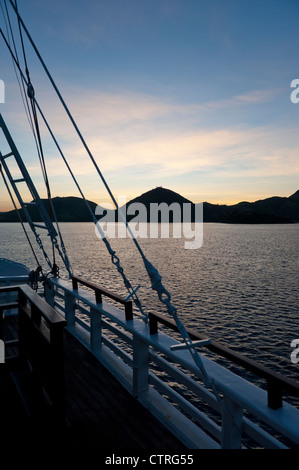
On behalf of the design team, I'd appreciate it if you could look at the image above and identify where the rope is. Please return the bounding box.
[0,29,72,280]
[1,0,34,135]
[15,0,55,264]
[0,23,143,316]
[5,0,222,403]
[0,3,72,279]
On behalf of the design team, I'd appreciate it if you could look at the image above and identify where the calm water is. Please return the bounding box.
[1,222,299,386]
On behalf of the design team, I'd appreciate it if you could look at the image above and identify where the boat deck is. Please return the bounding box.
[1,319,185,450]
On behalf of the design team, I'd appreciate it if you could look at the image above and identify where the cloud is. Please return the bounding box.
[202,88,281,110]
[3,85,297,201]
[30,83,279,139]
[40,122,299,185]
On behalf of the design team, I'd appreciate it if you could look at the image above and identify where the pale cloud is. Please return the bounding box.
[39,88,192,138]
[41,124,299,185]
[3,85,297,203]
[42,127,244,177]
[203,88,281,110]
[6,80,280,139]
[31,84,279,139]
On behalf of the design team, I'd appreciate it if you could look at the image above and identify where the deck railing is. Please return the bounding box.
[72,275,133,320]
[148,310,299,410]
[45,276,299,449]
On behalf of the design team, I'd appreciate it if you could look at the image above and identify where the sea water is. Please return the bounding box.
[1,221,298,387]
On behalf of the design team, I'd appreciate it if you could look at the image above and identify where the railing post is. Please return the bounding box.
[44,280,55,308]
[72,277,78,290]
[90,306,102,354]
[267,378,283,410]
[64,291,76,328]
[132,334,149,397]
[125,301,133,321]
[149,313,158,335]
[221,395,243,449]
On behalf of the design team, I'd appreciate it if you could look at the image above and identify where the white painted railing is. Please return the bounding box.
[45,277,299,449]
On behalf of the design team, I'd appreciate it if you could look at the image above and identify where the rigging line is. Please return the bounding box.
[14,0,56,263]
[0,27,139,306]
[9,0,206,349]
[0,16,145,314]
[0,25,35,142]
[0,31,70,280]
[0,163,41,268]
[3,0,48,188]
[9,1,118,207]
[8,1,165,272]
[0,32,71,278]
[9,0,117,206]
[2,4,71,278]
[12,0,48,195]
[0,1,23,100]
[0,0,33,136]
[12,0,65,274]
[0,3,52,224]
[7,1,175,267]
[7,2,221,401]
[4,0,51,189]
[29,103,145,315]
[2,0,52,231]
[5,4,151,277]
[14,0,29,80]
[28,88,54,218]
[33,116,145,317]
[7,0,146,254]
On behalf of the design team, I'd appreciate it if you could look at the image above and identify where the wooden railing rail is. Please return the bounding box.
[149,310,299,410]
[72,275,133,320]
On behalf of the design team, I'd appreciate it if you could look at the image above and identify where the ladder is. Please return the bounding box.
[0,113,57,237]
[0,113,58,270]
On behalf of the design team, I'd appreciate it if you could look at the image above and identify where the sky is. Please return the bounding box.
[0,0,298,211]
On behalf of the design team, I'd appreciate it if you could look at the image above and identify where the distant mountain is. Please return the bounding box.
[203,190,299,223]
[125,186,192,206]
[118,187,195,222]
[120,187,298,224]
[0,188,298,224]
[0,196,98,223]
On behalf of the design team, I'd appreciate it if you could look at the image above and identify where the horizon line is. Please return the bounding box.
[0,186,297,214]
